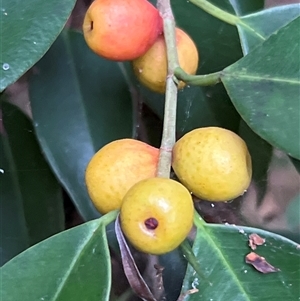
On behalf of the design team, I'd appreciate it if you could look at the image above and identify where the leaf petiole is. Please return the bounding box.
[180,239,211,285]
[193,210,207,228]
[178,211,209,284]
[174,67,222,86]
[189,0,239,25]
[189,0,265,40]
[101,209,119,227]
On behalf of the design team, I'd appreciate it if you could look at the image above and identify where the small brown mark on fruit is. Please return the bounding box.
[144,217,158,230]
[90,21,93,31]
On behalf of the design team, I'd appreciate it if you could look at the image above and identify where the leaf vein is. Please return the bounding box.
[223,74,300,84]
[50,222,103,301]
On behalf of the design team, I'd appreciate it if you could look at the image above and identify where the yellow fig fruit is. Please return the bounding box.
[172,127,252,201]
[132,27,199,94]
[120,177,194,255]
[85,139,159,214]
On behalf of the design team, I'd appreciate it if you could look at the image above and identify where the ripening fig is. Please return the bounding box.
[172,127,252,202]
[132,27,199,94]
[85,139,159,214]
[120,177,194,255]
[82,0,163,61]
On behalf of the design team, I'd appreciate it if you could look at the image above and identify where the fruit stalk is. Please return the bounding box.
[101,209,119,226]
[156,0,180,178]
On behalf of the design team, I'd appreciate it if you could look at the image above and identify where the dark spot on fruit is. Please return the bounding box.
[144,217,158,230]
[90,21,93,30]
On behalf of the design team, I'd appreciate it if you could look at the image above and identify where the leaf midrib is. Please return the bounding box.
[50,223,109,301]
[199,224,251,301]
[223,73,300,84]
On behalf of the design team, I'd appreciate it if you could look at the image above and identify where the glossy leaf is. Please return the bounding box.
[238,4,300,54]
[234,5,300,202]
[29,30,134,221]
[1,215,114,301]
[229,0,265,16]
[136,0,264,136]
[182,216,300,300]
[222,17,300,160]
[0,133,29,266]
[0,0,76,91]
[0,101,64,266]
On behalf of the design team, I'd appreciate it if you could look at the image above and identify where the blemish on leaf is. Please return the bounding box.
[249,233,266,250]
[245,252,280,274]
[2,63,9,70]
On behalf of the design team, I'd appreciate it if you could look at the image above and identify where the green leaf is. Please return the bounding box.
[0,101,64,266]
[29,30,134,221]
[1,216,113,301]
[0,135,29,266]
[222,17,300,160]
[0,0,76,91]
[183,217,300,300]
[230,0,264,16]
[238,4,300,54]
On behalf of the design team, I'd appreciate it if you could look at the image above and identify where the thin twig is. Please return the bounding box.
[156,0,180,178]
